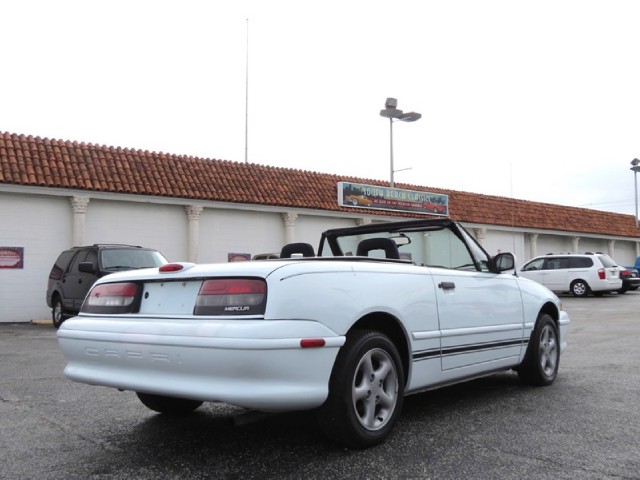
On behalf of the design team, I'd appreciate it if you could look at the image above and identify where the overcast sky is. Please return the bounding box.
[3,0,640,216]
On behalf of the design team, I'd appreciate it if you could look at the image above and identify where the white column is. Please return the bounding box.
[473,227,487,247]
[69,196,90,247]
[356,218,372,226]
[529,233,539,259]
[185,205,203,262]
[571,236,580,254]
[281,212,298,244]
[608,240,615,258]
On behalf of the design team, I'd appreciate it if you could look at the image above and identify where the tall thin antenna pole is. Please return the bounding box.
[244,18,249,164]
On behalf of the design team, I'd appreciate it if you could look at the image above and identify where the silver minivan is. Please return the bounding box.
[519,253,622,297]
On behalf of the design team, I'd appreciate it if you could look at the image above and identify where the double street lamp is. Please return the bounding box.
[380,98,421,187]
[632,158,640,227]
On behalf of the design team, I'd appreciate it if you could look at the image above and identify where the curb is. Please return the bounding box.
[31,319,53,326]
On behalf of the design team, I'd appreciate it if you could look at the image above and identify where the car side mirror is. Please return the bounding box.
[78,262,97,274]
[492,252,515,273]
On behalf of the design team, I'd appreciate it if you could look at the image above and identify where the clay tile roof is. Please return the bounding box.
[1,131,639,238]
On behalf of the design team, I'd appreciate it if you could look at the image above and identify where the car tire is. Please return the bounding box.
[51,296,68,329]
[136,392,203,415]
[617,288,628,294]
[317,330,404,449]
[570,279,590,297]
[517,313,559,386]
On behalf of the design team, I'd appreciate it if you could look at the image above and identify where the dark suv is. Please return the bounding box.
[46,244,168,327]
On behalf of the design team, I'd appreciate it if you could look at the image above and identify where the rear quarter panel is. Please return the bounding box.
[264,261,439,337]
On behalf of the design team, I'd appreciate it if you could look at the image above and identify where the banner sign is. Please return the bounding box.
[0,247,24,269]
[337,182,448,216]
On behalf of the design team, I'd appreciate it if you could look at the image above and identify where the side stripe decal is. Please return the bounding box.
[413,338,528,361]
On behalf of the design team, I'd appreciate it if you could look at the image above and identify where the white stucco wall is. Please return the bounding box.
[477,228,526,260]
[0,192,72,322]
[612,241,639,267]
[296,215,356,252]
[532,235,573,259]
[1,186,640,323]
[84,199,189,262]
[200,209,285,262]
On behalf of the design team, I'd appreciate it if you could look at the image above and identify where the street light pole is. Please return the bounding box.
[380,98,421,188]
[632,158,640,227]
[389,117,394,187]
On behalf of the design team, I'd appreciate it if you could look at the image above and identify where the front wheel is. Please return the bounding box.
[317,330,404,449]
[570,279,590,297]
[136,392,203,415]
[517,314,560,386]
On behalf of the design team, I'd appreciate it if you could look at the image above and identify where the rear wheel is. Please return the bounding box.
[136,392,203,415]
[518,314,560,386]
[317,330,404,448]
[570,279,590,297]
[51,296,68,328]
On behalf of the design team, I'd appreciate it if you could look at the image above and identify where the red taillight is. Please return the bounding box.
[597,268,606,280]
[82,282,139,313]
[199,279,266,295]
[194,278,267,316]
[159,263,184,272]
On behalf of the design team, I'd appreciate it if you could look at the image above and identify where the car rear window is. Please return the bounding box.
[49,250,76,280]
[100,249,166,270]
[597,255,617,268]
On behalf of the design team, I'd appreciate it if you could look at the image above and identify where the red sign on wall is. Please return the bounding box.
[0,247,24,269]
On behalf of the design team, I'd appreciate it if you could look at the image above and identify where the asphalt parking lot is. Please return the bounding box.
[1,293,639,480]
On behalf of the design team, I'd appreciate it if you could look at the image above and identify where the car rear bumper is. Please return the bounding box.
[591,279,623,291]
[621,278,640,289]
[57,316,344,411]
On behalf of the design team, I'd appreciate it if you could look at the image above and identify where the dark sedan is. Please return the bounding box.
[619,268,640,293]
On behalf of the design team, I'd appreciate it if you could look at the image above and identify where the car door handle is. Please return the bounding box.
[438,281,455,290]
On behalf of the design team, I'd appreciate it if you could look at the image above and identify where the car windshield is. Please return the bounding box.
[321,223,490,272]
[100,249,167,270]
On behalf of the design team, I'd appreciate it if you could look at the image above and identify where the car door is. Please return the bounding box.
[414,225,525,374]
[519,257,548,286]
[542,257,570,291]
[433,269,525,372]
[63,249,99,310]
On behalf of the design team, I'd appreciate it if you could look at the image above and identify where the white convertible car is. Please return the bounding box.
[58,219,570,448]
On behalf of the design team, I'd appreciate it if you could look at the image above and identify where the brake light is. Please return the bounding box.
[82,282,139,314]
[160,263,184,272]
[598,268,606,280]
[159,262,195,273]
[194,278,267,315]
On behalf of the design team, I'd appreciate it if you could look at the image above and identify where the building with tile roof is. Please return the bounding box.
[1,131,639,322]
